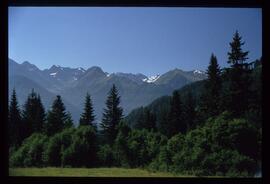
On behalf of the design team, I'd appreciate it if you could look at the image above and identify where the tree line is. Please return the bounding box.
[9,31,261,177]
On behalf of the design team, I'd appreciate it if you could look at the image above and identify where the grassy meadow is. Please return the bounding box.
[9,167,193,177]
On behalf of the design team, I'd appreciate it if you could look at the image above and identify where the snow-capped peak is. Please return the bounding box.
[193,69,204,74]
[142,75,160,83]
[50,72,57,77]
[78,67,86,72]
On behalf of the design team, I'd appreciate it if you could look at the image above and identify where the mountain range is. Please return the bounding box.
[8,58,207,124]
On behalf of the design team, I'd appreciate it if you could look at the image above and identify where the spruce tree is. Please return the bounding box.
[134,108,156,131]
[183,91,196,131]
[8,89,22,147]
[100,84,123,145]
[199,54,222,118]
[134,109,145,130]
[158,107,170,137]
[45,95,67,136]
[226,31,251,116]
[65,112,74,128]
[143,108,156,131]
[22,89,46,137]
[228,30,249,67]
[79,93,95,128]
[168,90,184,136]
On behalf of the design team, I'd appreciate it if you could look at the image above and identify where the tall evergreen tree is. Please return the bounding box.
[8,89,22,147]
[142,108,156,131]
[168,90,184,136]
[225,31,251,116]
[22,89,46,137]
[64,112,74,128]
[79,93,96,128]
[158,107,170,137]
[183,91,196,131]
[228,30,249,67]
[45,95,67,136]
[134,108,156,131]
[199,54,222,118]
[100,84,123,145]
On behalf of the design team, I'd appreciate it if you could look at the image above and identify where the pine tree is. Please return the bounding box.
[168,90,184,136]
[64,112,74,128]
[45,95,67,136]
[158,107,170,137]
[79,93,96,128]
[134,108,156,131]
[8,89,22,147]
[183,91,196,131]
[35,94,46,132]
[134,109,145,130]
[143,108,156,131]
[228,30,249,67]
[100,84,123,145]
[22,89,46,137]
[199,54,222,118]
[226,31,251,116]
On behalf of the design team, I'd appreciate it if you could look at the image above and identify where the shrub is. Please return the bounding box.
[97,144,114,167]
[9,133,48,167]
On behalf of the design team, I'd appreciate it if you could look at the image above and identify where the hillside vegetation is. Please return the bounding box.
[8,31,261,177]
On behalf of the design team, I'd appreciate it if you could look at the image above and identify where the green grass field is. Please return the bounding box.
[9,167,193,177]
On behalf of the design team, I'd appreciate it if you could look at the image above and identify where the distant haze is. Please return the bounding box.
[9,7,261,76]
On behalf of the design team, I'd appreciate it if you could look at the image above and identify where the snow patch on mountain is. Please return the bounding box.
[142,75,160,83]
[50,72,57,77]
[193,69,205,74]
[78,67,85,72]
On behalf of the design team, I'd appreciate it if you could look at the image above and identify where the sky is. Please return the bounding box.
[8,7,262,76]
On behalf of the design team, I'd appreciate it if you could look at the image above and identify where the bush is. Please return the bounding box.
[97,144,114,167]
[9,133,48,167]
[57,125,97,167]
[165,112,258,176]
[126,129,167,168]
[62,125,97,167]
[43,127,75,167]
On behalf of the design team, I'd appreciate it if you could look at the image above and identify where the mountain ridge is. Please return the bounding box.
[9,58,207,124]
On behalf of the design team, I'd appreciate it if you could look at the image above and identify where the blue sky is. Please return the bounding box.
[9,7,261,76]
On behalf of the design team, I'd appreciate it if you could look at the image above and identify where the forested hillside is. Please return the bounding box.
[8,31,262,177]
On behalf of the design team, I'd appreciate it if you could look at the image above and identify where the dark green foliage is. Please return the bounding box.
[168,90,185,136]
[9,133,48,167]
[44,134,64,167]
[101,84,123,145]
[79,93,96,129]
[199,54,222,118]
[8,89,23,147]
[167,112,257,176]
[97,144,115,167]
[227,31,249,66]
[62,126,97,167]
[22,89,46,137]
[64,112,74,128]
[43,127,75,167]
[224,31,252,117]
[157,107,170,136]
[126,129,167,168]
[182,91,196,131]
[8,31,261,177]
[134,107,156,131]
[112,121,132,167]
[45,95,67,136]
